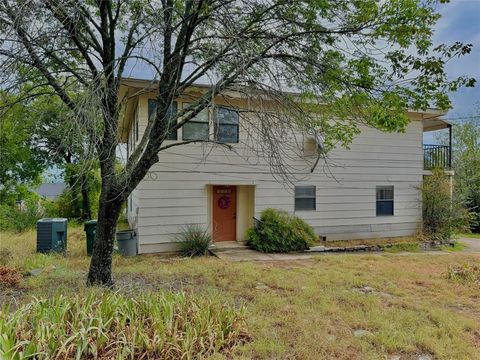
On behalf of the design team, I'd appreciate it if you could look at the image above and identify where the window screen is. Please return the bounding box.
[148,99,177,140]
[376,185,394,216]
[215,107,239,143]
[182,104,209,140]
[295,186,316,211]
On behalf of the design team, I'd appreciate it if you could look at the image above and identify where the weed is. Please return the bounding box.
[176,224,211,257]
[0,291,249,359]
[447,263,480,285]
[0,248,13,266]
[440,241,466,252]
[383,243,421,253]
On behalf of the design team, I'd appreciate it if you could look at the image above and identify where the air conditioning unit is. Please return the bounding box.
[36,218,68,253]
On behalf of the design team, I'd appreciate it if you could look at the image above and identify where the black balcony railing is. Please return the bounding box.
[423,144,451,170]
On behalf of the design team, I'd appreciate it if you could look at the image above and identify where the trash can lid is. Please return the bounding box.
[85,220,98,225]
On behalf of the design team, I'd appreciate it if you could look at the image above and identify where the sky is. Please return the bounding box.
[433,0,480,120]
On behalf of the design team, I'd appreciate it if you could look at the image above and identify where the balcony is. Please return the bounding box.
[421,116,452,170]
[423,144,451,170]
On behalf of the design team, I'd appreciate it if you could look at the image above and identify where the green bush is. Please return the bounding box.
[0,291,248,359]
[422,168,473,241]
[0,200,44,232]
[246,208,317,253]
[177,224,211,257]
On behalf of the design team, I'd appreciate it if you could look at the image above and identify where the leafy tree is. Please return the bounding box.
[29,95,99,220]
[0,0,475,285]
[451,115,480,232]
[1,91,99,220]
[422,168,473,240]
[0,94,46,204]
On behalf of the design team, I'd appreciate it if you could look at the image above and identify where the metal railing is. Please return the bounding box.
[423,144,451,170]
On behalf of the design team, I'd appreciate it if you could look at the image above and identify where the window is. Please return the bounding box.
[295,186,316,211]
[376,186,394,216]
[182,103,209,140]
[148,99,177,140]
[215,107,239,143]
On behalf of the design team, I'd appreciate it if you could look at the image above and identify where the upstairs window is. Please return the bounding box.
[148,99,177,140]
[295,186,316,211]
[182,104,209,141]
[376,186,394,216]
[215,107,239,143]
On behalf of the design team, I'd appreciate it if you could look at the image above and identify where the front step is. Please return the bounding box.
[209,241,248,252]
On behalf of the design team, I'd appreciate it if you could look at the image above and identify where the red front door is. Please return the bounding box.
[212,186,236,241]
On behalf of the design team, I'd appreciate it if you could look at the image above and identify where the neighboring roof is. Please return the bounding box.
[35,183,67,200]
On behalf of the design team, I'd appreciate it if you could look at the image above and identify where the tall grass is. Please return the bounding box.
[176,224,211,257]
[0,291,248,359]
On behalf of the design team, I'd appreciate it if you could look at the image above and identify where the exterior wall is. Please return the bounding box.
[128,93,423,253]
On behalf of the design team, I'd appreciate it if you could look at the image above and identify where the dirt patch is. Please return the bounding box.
[0,266,22,288]
[114,273,208,294]
[258,258,317,268]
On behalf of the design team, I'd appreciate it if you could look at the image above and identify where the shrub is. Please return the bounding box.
[0,200,44,232]
[177,224,211,257]
[422,168,473,241]
[0,291,249,359]
[246,208,317,253]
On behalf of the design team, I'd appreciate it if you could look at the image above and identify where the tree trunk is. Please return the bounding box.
[80,173,91,220]
[87,191,122,286]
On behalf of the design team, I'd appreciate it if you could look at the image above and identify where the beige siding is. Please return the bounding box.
[129,94,423,253]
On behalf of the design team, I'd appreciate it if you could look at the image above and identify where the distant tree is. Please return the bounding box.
[0,0,475,285]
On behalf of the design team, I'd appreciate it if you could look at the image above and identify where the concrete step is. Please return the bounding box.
[209,241,248,252]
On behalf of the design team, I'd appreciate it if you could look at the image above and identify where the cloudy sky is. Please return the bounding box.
[434,0,480,120]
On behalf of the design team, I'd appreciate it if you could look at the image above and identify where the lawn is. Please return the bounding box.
[456,232,480,239]
[1,226,479,359]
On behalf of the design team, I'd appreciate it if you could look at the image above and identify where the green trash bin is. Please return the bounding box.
[84,220,97,256]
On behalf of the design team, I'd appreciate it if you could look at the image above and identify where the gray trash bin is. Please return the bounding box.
[116,230,137,256]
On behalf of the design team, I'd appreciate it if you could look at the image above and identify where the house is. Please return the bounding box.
[35,183,67,200]
[119,78,453,254]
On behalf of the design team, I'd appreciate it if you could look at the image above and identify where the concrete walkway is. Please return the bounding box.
[211,237,480,262]
[457,237,480,253]
[211,248,316,261]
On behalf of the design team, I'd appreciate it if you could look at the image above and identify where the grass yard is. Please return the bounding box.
[1,226,479,359]
[457,233,480,239]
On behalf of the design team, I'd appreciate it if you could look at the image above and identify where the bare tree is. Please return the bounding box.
[0,0,474,285]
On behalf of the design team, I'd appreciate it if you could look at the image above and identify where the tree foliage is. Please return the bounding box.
[451,115,480,232]
[0,94,46,203]
[422,169,472,240]
[0,0,475,285]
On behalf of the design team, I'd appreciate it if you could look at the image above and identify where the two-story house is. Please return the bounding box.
[119,78,452,254]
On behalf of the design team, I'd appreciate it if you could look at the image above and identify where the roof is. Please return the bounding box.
[35,183,67,200]
[422,118,452,132]
[118,77,449,139]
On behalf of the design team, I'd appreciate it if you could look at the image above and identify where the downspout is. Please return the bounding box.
[448,124,452,169]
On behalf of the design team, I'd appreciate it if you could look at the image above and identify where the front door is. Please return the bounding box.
[212,185,236,241]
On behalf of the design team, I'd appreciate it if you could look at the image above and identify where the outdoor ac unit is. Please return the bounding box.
[36,218,68,253]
